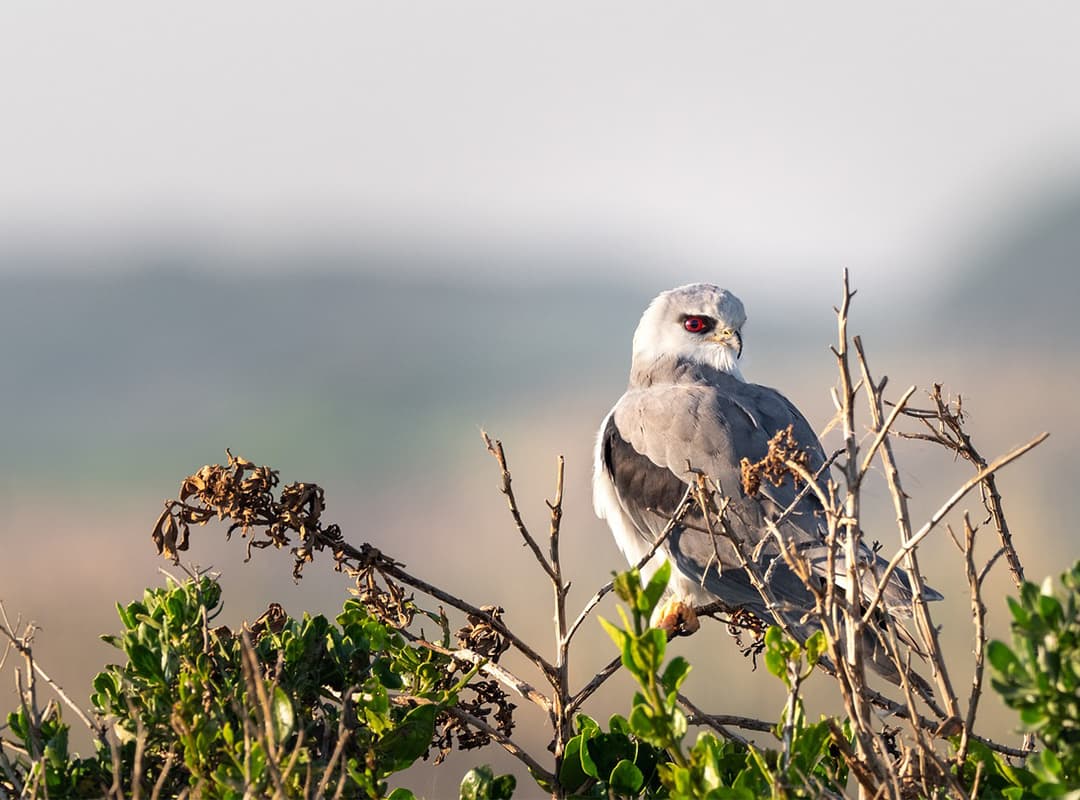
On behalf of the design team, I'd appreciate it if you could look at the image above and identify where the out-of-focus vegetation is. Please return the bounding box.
[4,562,1079,798]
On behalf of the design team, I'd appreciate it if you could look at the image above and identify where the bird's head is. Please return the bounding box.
[631,284,747,379]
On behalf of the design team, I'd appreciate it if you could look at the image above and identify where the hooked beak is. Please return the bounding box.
[707,330,742,357]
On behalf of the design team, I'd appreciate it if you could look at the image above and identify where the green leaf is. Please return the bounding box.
[1038,747,1063,779]
[576,714,601,736]
[271,686,294,741]
[559,735,589,791]
[127,642,164,683]
[628,633,664,676]
[764,647,787,685]
[1020,706,1050,729]
[490,775,516,799]
[670,708,688,742]
[373,657,404,690]
[1038,593,1063,624]
[379,703,438,770]
[987,641,1020,674]
[660,656,691,695]
[599,617,629,653]
[639,562,672,617]
[579,731,601,778]
[805,630,827,668]
[609,758,645,795]
[1007,597,1031,626]
[387,789,417,800]
[613,570,641,605]
[629,705,659,743]
[584,733,636,784]
[608,713,630,735]
[460,765,515,800]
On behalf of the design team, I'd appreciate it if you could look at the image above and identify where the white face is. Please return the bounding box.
[631,284,747,377]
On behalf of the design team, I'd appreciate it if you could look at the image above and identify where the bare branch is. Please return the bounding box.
[482,431,557,582]
[856,383,917,480]
[862,432,1048,623]
[957,515,989,767]
[854,337,961,723]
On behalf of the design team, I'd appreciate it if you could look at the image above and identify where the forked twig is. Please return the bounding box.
[861,432,1047,623]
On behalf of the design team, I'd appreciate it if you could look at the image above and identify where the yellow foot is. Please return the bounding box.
[654,597,700,638]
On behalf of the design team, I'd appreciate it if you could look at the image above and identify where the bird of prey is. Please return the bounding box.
[593,283,941,683]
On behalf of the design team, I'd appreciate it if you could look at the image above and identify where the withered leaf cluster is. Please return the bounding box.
[725,607,768,666]
[353,565,418,630]
[739,424,811,497]
[150,452,523,773]
[150,450,345,580]
[455,606,510,662]
[430,679,517,765]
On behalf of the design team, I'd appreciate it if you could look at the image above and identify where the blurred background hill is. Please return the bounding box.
[2,3,1079,795]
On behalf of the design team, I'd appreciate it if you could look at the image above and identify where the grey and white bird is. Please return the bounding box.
[592,283,941,683]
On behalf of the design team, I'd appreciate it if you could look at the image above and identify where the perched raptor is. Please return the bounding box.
[592,283,941,683]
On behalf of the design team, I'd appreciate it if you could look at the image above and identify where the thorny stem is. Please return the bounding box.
[482,431,558,583]
[861,432,1047,623]
[692,477,801,643]
[957,515,988,767]
[547,454,572,792]
[677,693,774,736]
[898,386,1028,589]
[830,270,878,792]
[854,337,962,724]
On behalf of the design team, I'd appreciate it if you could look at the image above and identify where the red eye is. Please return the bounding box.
[683,317,707,333]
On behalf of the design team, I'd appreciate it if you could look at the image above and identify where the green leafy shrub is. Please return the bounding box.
[557,562,849,799]
[987,562,1080,795]
[4,572,519,799]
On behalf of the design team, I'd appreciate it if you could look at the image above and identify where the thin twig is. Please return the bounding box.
[957,515,987,767]
[854,337,961,724]
[548,453,573,777]
[402,633,553,715]
[830,272,886,795]
[567,655,621,714]
[375,558,557,679]
[895,386,1027,588]
[482,431,557,582]
[856,383,917,480]
[862,432,1048,623]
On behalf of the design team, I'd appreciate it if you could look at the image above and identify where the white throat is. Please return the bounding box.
[631,343,745,382]
[707,347,745,381]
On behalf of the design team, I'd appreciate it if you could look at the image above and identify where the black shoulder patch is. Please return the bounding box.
[602,416,692,520]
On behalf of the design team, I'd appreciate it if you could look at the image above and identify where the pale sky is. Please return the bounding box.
[1,2,1078,292]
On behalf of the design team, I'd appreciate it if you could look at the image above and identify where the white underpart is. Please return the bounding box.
[592,409,713,608]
